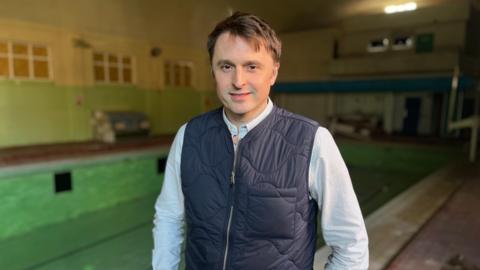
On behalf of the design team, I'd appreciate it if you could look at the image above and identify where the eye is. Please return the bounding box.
[247,64,257,71]
[220,64,233,72]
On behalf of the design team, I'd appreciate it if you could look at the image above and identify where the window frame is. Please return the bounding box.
[93,51,135,85]
[0,40,53,81]
[164,59,194,88]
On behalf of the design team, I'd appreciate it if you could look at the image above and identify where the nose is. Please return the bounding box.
[232,69,246,89]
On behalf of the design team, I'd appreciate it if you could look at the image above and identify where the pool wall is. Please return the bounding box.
[0,150,166,240]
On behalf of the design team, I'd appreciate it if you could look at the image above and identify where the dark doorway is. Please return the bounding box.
[403,97,422,135]
[462,98,475,118]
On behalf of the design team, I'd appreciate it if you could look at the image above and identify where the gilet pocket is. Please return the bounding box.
[246,187,297,239]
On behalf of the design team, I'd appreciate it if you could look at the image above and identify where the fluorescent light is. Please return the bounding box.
[384,2,417,14]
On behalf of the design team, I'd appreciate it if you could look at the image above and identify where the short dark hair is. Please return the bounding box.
[207,12,282,63]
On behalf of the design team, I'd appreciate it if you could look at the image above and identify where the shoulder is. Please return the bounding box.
[312,126,342,159]
[183,107,225,141]
[186,107,223,130]
[188,107,223,123]
[273,106,320,129]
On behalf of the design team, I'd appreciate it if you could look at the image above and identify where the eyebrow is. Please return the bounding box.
[215,60,263,68]
[243,61,263,67]
[216,60,234,67]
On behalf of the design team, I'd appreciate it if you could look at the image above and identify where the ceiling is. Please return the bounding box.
[143,0,456,47]
[218,0,453,33]
[0,0,463,48]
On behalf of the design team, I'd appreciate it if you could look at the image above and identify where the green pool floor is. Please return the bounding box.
[0,195,157,270]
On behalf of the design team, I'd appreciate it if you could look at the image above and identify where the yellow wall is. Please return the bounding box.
[0,13,217,147]
[0,18,214,90]
[279,28,338,81]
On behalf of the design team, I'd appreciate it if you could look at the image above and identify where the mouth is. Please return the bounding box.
[229,92,251,101]
[230,92,251,97]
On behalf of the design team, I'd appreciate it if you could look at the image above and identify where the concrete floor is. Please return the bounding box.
[386,161,480,270]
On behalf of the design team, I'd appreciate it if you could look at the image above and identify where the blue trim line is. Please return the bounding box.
[273,76,475,93]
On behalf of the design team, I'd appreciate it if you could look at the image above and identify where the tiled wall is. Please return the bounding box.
[0,152,166,240]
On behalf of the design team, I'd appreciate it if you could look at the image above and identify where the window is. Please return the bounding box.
[93,52,134,84]
[367,38,389,53]
[164,61,171,86]
[164,60,194,88]
[0,40,52,80]
[392,36,414,50]
[367,34,415,53]
[0,43,8,77]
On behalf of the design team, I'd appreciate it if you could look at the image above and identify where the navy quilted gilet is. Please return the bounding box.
[181,106,319,270]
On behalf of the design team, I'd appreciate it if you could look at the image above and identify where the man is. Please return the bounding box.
[153,12,368,270]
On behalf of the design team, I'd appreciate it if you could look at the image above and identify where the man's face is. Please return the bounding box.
[211,32,279,124]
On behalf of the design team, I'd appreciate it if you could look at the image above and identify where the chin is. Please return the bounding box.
[228,108,249,116]
[225,106,251,116]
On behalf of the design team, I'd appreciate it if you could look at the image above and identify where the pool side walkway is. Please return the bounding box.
[0,135,174,167]
[314,160,479,270]
[385,161,480,270]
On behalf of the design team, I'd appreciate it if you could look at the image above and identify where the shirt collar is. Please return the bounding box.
[222,98,274,139]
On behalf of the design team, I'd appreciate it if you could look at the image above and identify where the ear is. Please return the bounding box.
[270,62,280,86]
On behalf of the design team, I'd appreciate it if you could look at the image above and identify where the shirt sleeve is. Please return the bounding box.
[152,124,186,270]
[308,127,369,270]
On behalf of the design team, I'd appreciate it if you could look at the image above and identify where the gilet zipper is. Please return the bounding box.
[222,139,240,270]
